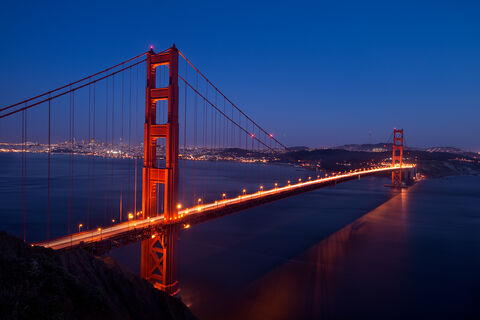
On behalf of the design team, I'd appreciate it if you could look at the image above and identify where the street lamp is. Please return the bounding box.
[78,224,83,233]
[128,213,134,220]
[222,193,226,200]
[242,189,246,196]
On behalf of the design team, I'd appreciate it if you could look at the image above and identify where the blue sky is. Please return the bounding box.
[1,0,479,150]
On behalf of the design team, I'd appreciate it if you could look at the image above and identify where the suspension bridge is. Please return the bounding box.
[0,45,414,295]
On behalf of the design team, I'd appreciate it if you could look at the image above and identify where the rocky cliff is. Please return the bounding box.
[0,231,197,320]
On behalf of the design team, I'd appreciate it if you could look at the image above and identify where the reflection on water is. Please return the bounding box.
[178,176,480,320]
[217,190,410,320]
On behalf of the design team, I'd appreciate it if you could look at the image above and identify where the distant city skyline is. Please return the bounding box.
[1,1,479,151]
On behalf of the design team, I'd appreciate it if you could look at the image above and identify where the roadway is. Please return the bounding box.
[35,164,414,251]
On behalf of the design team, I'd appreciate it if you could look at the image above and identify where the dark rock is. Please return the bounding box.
[0,231,197,320]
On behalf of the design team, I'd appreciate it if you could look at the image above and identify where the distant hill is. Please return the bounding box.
[335,143,477,155]
[335,143,391,152]
[286,146,310,152]
[426,147,463,153]
[275,146,480,178]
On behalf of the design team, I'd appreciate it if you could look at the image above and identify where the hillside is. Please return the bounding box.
[0,231,197,320]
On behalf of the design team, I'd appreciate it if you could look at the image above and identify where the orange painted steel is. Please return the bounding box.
[392,129,404,186]
[140,46,180,295]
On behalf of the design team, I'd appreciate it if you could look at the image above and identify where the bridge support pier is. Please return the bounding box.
[141,45,180,294]
[141,226,180,295]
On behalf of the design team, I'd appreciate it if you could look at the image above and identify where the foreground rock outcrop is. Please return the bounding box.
[0,231,197,320]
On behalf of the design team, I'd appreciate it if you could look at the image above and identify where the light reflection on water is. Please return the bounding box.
[177,176,480,320]
[212,190,411,320]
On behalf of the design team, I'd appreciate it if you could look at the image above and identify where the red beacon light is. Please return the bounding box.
[269,133,274,138]
[250,133,255,138]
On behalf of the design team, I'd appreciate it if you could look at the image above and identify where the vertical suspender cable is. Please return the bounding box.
[47,98,51,240]
[91,82,96,230]
[193,72,198,205]
[134,64,139,217]
[87,85,91,229]
[104,78,108,225]
[21,108,26,242]
[111,75,115,222]
[120,72,124,222]
[183,60,187,206]
[127,67,132,214]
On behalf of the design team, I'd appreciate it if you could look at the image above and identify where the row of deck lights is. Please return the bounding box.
[77,164,409,233]
[227,165,397,205]
[178,164,406,219]
[77,210,143,233]
[71,166,378,242]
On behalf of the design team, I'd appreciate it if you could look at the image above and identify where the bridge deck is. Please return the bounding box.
[35,165,414,252]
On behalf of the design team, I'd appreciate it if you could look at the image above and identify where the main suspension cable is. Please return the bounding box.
[178,50,287,150]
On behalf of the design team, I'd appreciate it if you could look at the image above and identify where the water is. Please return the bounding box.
[176,176,480,319]
[0,152,306,241]
[1,153,479,319]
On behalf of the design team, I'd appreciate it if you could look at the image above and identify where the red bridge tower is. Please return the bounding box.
[141,46,180,295]
[392,128,404,186]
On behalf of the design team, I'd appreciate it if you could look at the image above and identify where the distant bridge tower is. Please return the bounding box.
[392,128,404,186]
[141,45,180,295]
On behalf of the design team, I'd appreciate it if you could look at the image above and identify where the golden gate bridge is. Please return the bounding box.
[0,45,414,295]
